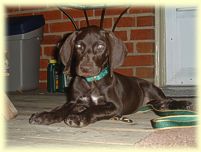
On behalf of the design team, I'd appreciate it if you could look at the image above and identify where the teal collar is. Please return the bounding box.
[85,67,109,82]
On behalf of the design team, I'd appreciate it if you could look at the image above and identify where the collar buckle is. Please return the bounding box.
[93,76,97,81]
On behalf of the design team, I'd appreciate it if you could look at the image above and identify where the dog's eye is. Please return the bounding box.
[97,44,105,50]
[75,44,82,49]
[94,43,105,54]
[75,43,85,54]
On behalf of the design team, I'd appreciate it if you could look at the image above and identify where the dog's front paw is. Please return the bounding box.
[64,113,91,128]
[29,112,47,125]
[29,112,63,125]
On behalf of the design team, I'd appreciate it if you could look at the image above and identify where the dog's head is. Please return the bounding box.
[60,26,127,77]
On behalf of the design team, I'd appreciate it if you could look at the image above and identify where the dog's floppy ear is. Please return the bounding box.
[106,32,128,70]
[60,32,77,75]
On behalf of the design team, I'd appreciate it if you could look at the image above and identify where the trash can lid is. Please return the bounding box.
[7,15,45,36]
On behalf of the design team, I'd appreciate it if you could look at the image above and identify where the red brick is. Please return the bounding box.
[125,42,134,53]
[102,18,113,29]
[115,17,135,27]
[44,24,49,33]
[19,6,46,11]
[34,10,62,20]
[88,19,101,27]
[107,8,127,15]
[6,7,20,13]
[137,16,154,26]
[123,55,154,66]
[62,8,93,19]
[136,67,154,78]
[129,6,155,14]
[49,22,76,32]
[114,31,127,41]
[42,35,62,45]
[40,47,43,56]
[80,19,97,28]
[40,59,49,69]
[136,42,155,53]
[114,68,133,77]
[130,29,154,40]
[39,71,47,80]
[39,82,47,91]
[95,8,127,16]
[80,18,112,29]
[43,46,57,57]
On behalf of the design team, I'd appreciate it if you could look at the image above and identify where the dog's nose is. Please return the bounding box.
[80,66,92,73]
[81,62,94,67]
[80,62,94,72]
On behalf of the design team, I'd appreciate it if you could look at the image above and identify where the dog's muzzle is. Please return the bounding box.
[78,62,100,77]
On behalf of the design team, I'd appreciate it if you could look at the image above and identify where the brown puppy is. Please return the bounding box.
[29,26,192,127]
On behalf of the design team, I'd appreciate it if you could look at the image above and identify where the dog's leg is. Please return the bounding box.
[29,102,75,125]
[64,102,117,127]
[139,80,193,110]
[147,99,193,110]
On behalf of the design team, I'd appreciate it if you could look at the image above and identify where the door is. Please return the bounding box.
[165,7,197,86]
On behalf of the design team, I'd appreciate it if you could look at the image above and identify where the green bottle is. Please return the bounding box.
[58,68,65,93]
[47,59,58,93]
[58,64,69,93]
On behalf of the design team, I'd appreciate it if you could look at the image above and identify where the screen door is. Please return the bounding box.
[165,7,197,86]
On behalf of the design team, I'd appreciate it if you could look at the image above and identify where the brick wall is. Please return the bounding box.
[6,6,155,91]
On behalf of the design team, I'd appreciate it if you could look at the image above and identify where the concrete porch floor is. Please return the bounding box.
[6,93,197,148]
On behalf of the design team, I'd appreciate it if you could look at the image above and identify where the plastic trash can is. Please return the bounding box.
[6,15,45,92]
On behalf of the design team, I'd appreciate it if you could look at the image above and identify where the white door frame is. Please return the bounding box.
[155,7,166,87]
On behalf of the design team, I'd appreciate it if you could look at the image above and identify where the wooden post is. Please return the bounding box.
[4,94,18,120]
[4,51,18,120]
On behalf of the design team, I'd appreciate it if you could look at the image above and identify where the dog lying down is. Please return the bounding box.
[29,26,192,127]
